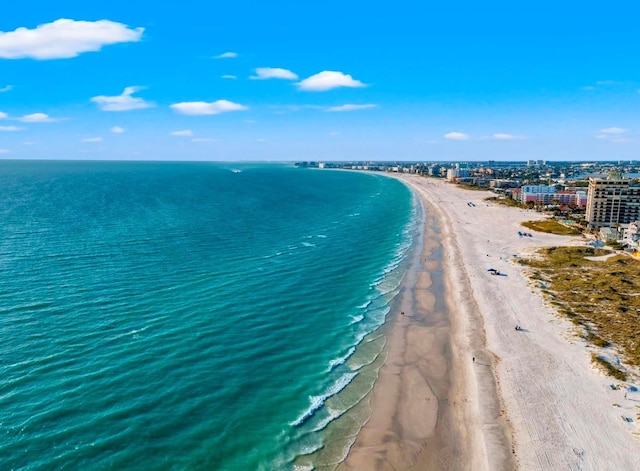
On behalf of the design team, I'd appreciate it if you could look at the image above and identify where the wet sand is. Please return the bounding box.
[341,173,640,470]
[338,175,514,470]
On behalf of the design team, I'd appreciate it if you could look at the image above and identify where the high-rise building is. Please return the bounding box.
[585,177,640,228]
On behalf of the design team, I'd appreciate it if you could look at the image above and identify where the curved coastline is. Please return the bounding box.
[342,172,640,470]
[337,173,514,470]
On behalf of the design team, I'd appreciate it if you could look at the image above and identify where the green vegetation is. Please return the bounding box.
[591,353,627,381]
[605,241,624,250]
[521,219,582,236]
[456,183,490,191]
[519,246,640,370]
[485,196,524,208]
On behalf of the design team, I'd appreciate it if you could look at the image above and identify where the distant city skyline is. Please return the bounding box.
[2,1,640,161]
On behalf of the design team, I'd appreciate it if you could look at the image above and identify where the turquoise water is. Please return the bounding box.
[0,161,417,470]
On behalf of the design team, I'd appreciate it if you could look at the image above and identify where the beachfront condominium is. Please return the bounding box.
[585,177,640,229]
[519,185,587,207]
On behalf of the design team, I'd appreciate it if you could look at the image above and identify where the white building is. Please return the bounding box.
[623,221,640,249]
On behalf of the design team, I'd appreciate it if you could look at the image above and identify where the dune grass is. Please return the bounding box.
[519,246,640,372]
[485,196,524,208]
[456,183,490,191]
[521,219,582,236]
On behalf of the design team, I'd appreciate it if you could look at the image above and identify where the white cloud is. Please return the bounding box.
[599,127,627,134]
[0,85,12,92]
[325,103,377,112]
[213,52,237,59]
[91,86,154,111]
[170,100,247,115]
[256,138,266,142]
[597,127,632,142]
[0,111,7,119]
[493,133,525,140]
[221,74,237,79]
[0,19,143,60]
[81,137,103,142]
[297,71,366,91]
[170,129,194,137]
[444,132,469,140]
[0,149,10,154]
[110,126,125,133]
[20,113,56,122]
[250,67,298,80]
[0,125,24,131]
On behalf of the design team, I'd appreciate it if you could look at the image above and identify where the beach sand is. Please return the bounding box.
[340,175,640,470]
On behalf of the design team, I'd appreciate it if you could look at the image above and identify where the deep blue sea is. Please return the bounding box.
[0,161,417,470]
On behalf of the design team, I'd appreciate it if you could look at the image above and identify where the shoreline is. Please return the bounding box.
[339,173,640,470]
[338,174,514,470]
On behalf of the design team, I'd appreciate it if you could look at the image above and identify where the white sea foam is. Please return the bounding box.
[293,465,314,471]
[297,442,324,456]
[328,347,356,371]
[312,407,346,432]
[349,314,364,325]
[357,300,371,309]
[301,242,316,247]
[290,372,357,427]
[316,234,327,238]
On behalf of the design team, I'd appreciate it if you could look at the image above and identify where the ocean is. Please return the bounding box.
[0,161,418,470]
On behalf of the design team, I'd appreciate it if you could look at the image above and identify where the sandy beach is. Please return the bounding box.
[340,174,640,470]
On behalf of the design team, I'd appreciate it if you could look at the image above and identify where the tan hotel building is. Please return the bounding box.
[585,177,640,229]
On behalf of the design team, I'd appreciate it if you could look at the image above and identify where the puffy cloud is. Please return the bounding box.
[170,100,247,115]
[250,67,298,80]
[20,113,56,122]
[91,86,154,111]
[0,111,7,119]
[0,19,143,60]
[0,85,12,92]
[81,137,103,142]
[170,129,194,137]
[0,125,24,131]
[221,75,237,79]
[325,103,377,112]
[444,132,469,140]
[599,127,627,134]
[493,133,525,140]
[213,52,237,59]
[297,71,366,91]
[110,126,125,133]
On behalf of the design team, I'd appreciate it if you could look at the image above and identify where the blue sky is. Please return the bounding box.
[1,1,640,161]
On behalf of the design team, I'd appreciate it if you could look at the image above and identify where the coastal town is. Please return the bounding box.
[299,160,640,254]
[334,169,640,470]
